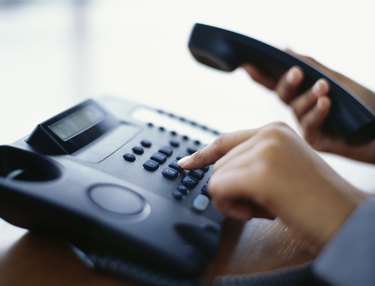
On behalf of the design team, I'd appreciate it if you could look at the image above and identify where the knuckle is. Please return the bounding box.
[211,134,227,156]
[289,101,303,119]
[303,55,317,65]
[192,148,204,161]
[259,123,295,153]
[212,133,225,146]
[264,122,291,136]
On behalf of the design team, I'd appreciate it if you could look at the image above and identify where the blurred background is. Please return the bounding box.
[0,0,374,191]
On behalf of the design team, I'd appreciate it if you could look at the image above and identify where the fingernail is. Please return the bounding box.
[177,155,191,167]
[286,67,301,84]
[312,79,328,95]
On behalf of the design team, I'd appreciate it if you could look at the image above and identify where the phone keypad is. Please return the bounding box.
[123,139,212,212]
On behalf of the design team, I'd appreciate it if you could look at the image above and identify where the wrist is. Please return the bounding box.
[318,187,367,251]
[289,184,367,256]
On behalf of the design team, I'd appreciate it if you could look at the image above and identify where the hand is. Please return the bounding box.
[243,52,375,163]
[178,123,367,253]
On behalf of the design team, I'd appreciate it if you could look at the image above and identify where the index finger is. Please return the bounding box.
[177,129,258,170]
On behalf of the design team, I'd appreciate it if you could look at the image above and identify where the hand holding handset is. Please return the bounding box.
[188,23,375,144]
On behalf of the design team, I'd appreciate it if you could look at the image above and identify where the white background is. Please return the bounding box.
[0,0,374,192]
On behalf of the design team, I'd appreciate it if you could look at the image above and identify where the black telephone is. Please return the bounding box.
[188,23,375,145]
[0,97,224,285]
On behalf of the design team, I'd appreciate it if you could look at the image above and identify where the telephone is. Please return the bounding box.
[0,96,224,285]
[188,23,375,145]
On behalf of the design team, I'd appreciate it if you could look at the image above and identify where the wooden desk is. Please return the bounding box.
[0,217,314,285]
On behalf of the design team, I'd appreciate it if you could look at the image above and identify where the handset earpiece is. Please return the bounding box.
[188,25,239,71]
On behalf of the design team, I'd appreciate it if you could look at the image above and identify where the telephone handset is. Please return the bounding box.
[0,97,224,285]
[188,23,375,145]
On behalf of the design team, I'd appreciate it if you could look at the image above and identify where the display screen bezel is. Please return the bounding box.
[39,100,119,154]
[48,104,107,142]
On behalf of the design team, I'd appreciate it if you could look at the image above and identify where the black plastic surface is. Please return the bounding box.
[188,23,375,144]
[0,97,224,281]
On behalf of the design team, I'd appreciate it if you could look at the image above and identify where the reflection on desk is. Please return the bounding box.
[0,218,314,285]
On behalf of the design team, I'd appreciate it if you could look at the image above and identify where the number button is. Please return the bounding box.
[168,160,182,172]
[150,153,167,164]
[143,160,159,171]
[162,168,179,180]
[123,153,136,162]
[140,140,152,148]
[159,146,173,157]
[132,146,144,155]
[188,169,205,180]
[182,176,198,189]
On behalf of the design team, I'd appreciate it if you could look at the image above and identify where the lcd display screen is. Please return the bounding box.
[48,104,106,141]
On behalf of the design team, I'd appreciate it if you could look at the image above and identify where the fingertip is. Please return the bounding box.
[177,155,192,169]
[226,206,253,221]
[286,66,303,85]
[312,79,330,96]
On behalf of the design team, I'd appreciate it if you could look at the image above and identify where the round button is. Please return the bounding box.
[89,184,145,215]
[132,146,144,155]
[169,140,180,148]
[123,153,136,162]
[140,140,152,148]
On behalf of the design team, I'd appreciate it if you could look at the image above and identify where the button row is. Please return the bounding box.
[143,148,174,171]
[150,110,221,136]
[123,140,197,163]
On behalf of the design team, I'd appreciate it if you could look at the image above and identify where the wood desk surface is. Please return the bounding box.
[0,217,314,285]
